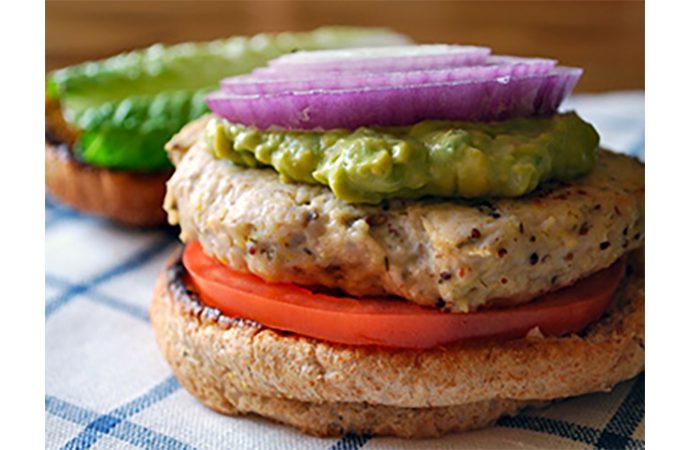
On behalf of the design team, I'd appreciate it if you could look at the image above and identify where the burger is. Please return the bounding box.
[150,45,644,438]
[45,27,411,226]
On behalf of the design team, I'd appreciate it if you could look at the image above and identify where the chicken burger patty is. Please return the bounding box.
[164,118,644,312]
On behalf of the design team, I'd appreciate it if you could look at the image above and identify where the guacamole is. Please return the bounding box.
[206,112,599,203]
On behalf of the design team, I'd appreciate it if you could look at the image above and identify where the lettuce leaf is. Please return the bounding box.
[71,89,210,171]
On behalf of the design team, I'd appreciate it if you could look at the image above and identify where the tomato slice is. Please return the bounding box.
[183,241,624,349]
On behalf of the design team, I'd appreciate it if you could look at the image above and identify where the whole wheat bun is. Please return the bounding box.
[150,247,644,438]
[45,97,170,227]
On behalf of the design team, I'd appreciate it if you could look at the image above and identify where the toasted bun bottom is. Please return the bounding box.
[45,142,170,227]
[150,248,644,438]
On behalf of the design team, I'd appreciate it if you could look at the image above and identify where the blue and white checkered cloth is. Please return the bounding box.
[46,91,645,450]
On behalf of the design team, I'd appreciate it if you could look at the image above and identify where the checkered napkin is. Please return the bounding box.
[45,91,645,450]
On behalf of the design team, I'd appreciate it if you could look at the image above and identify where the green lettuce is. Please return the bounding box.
[73,90,210,171]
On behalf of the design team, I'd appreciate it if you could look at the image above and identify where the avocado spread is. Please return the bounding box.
[206,112,599,203]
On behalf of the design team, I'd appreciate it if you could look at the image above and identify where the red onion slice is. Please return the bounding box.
[264,45,491,73]
[206,67,582,130]
[220,57,557,95]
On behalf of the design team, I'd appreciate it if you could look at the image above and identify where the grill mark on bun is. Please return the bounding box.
[166,246,263,331]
